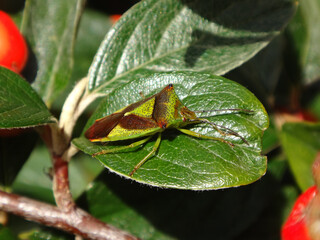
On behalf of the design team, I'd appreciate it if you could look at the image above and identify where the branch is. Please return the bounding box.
[0,190,140,240]
[33,121,138,239]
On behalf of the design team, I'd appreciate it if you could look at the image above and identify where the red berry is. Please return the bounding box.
[281,186,317,240]
[110,14,122,24]
[0,11,28,73]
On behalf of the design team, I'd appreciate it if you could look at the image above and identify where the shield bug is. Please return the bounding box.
[85,84,252,176]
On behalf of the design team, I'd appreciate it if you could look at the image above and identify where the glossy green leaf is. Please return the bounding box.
[87,0,296,95]
[73,72,269,189]
[22,0,85,106]
[280,122,320,190]
[83,158,283,240]
[287,0,320,84]
[0,67,54,128]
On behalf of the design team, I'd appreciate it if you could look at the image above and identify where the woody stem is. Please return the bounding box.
[0,190,139,240]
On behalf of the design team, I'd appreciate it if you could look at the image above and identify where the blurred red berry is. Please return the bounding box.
[282,186,317,240]
[0,10,28,73]
[110,14,122,24]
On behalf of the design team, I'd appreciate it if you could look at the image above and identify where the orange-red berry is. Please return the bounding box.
[282,186,317,240]
[0,11,28,73]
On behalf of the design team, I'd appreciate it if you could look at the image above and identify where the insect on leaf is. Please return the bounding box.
[73,73,269,190]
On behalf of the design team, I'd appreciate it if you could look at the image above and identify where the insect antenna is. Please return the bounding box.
[193,108,253,114]
[190,118,249,145]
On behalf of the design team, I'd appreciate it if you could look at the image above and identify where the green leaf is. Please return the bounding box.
[73,72,269,189]
[280,122,320,190]
[0,67,54,128]
[87,0,296,95]
[22,0,85,106]
[82,158,282,240]
[287,0,320,84]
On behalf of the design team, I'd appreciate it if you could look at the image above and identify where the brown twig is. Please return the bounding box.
[0,190,139,240]
[40,124,76,211]
[52,154,76,211]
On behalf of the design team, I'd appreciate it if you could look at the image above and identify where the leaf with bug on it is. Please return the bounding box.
[85,84,253,176]
[73,72,269,190]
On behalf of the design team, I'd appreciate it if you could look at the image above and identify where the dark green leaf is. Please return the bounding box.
[287,0,320,84]
[0,67,54,128]
[22,0,85,106]
[87,0,296,95]
[73,72,269,189]
[82,158,282,240]
[280,122,320,190]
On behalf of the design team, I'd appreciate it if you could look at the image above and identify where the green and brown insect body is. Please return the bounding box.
[85,84,250,176]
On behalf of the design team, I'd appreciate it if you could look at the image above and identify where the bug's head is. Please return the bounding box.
[164,83,174,92]
[180,106,197,122]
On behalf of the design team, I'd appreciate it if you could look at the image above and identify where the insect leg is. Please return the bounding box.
[177,128,234,147]
[198,118,249,145]
[129,132,162,176]
[92,136,153,157]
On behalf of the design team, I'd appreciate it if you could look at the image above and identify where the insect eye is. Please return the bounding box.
[166,84,174,91]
